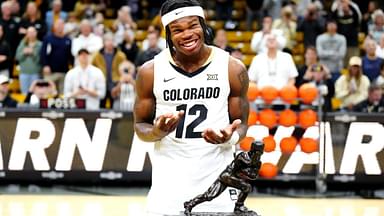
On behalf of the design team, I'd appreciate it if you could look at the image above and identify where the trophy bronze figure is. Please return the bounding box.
[183,141,264,216]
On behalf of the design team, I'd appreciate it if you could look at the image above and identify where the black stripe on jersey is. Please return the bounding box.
[169,62,211,78]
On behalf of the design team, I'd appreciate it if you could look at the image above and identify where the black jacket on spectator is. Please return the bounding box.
[120,41,139,63]
[246,0,264,10]
[297,17,325,48]
[19,19,47,40]
[353,98,384,113]
[41,33,73,73]
[331,5,360,47]
[0,17,20,57]
[0,39,12,72]
[0,95,17,108]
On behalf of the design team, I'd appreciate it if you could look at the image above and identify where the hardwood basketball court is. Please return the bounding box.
[0,194,383,216]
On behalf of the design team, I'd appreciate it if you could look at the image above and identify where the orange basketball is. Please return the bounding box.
[248,110,258,125]
[259,163,278,178]
[299,109,317,128]
[280,85,298,104]
[240,136,255,151]
[260,86,279,104]
[299,83,318,104]
[259,109,277,129]
[278,109,297,127]
[280,136,297,154]
[299,138,319,153]
[263,135,276,152]
[247,82,259,101]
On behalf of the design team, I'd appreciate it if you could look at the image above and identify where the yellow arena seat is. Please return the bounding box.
[226,31,253,42]
[242,54,255,67]
[207,20,224,31]
[8,79,20,93]
[11,93,26,103]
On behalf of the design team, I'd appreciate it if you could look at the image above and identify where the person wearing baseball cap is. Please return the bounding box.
[0,74,17,108]
[335,56,371,110]
[63,47,106,110]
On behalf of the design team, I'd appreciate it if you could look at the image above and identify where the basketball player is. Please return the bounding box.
[133,0,249,215]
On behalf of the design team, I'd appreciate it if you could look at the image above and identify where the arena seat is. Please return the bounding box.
[136,19,151,30]
[295,32,304,43]
[229,42,255,55]
[207,20,225,30]
[11,93,25,103]
[8,79,20,93]
[238,21,258,31]
[226,31,253,42]
[103,19,115,30]
[292,43,305,55]
[358,32,366,43]
[293,55,304,66]
[242,54,255,67]
[331,97,342,110]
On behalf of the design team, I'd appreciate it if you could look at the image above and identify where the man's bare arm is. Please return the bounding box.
[134,60,184,142]
[228,56,249,141]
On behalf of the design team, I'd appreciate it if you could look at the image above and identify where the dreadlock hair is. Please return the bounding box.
[160,0,213,54]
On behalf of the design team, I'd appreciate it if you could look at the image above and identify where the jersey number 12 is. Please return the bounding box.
[175,104,207,138]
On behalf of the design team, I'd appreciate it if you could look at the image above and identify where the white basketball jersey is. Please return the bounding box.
[147,46,236,215]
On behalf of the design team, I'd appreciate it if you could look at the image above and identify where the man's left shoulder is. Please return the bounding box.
[228,56,246,72]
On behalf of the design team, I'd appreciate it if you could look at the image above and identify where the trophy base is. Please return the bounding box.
[179,211,260,216]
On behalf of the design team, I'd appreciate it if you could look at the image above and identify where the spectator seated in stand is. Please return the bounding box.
[248,33,298,90]
[368,9,384,44]
[0,1,21,57]
[19,2,47,40]
[15,26,43,95]
[141,25,166,51]
[64,48,106,110]
[0,25,12,78]
[296,3,325,48]
[92,32,127,109]
[250,16,286,54]
[362,39,383,82]
[331,0,362,67]
[45,0,67,33]
[213,29,234,54]
[298,63,334,112]
[112,60,136,111]
[353,84,384,112]
[335,56,370,110]
[272,5,297,53]
[119,29,139,63]
[113,5,137,46]
[316,19,347,83]
[23,79,58,106]
[41,19,73,95]
[135,31,162,67]
[0,75,17,108]
[71,19,103,59]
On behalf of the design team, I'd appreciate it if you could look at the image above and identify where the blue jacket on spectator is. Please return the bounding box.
[41,33,73,73]
[362,56,383,82]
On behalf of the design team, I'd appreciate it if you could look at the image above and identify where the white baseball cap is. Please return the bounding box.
[0,74,11,85]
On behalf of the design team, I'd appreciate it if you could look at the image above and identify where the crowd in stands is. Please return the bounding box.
[0,0,383,113]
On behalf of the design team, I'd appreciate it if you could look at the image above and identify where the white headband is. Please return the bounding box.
[161,6,205,27]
